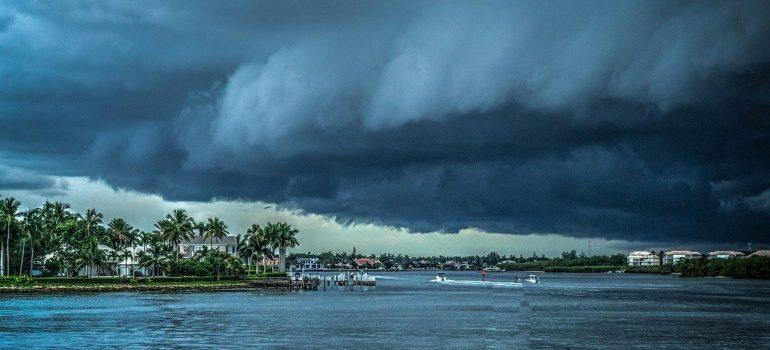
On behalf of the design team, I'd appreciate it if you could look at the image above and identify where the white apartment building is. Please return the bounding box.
[627,251,661,266]
[707,251,744,259]
[293,257,324,270]
[663,250,701,265]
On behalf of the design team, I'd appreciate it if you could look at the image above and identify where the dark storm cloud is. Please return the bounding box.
[1,1,769,243]
[0,165,67,193]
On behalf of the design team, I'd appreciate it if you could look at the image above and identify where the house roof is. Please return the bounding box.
[708,251,744,256]
[748,250,770,257]
[629,251,657,256]
[665,250,701,255]
[182,235,237,245]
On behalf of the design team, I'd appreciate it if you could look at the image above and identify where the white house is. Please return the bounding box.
[707,251,745,259]
[663,250,701,265]
[293,257,324,270]
[180,235,239,258]
[627,251,661,266]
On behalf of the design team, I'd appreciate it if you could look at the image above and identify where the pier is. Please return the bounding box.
[246,272,376,291]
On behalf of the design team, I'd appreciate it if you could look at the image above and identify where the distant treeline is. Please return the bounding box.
[498,253,627,271]
[678,256,770,279]
[289,250,628,270]
[500,256,770,279]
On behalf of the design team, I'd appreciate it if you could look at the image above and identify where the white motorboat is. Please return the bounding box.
[434,272,447,282]
[524,274,540,284]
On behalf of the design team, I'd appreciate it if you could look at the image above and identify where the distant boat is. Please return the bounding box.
[483,266,505,272]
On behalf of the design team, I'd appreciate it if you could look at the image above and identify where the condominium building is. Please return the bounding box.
[627,251,661,266]
[707,251,745,259]
[663,250,701,265]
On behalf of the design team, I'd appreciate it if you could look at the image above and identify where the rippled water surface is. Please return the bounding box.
[1,272,769,349]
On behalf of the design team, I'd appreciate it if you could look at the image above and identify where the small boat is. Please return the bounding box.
[524,274,540,284]
[434,272,447,282]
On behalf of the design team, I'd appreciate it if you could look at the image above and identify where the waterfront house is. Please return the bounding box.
[627,251,661,266]
[180,235,239,258]
[663,250,701,265]
[442,260,461,270]
[414,260,433,269]
[293,257,325,270]
[355,258,381,268]
[707,251,745,259]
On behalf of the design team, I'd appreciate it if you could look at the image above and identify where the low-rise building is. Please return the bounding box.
[663,250,701,265]
[707,251,745,259]
[355,258,381,268]
[627,251,661,266]
[442,260,461,270]
[179,236,239,258]
[293,257,324,270]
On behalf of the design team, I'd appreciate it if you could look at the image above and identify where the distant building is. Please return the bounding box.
[414,260,432,269]
[663,250,701,265]
[627,251,661,266]
[355,258,381,268]
[443,260,461,270]
[293,257,324,270]
[707,251,745,259]
[179,235,239,258]
[748,250,770,258]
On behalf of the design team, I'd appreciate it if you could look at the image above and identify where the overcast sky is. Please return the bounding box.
[1,1,769,255]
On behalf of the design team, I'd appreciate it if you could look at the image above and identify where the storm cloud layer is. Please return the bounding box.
[1,1,769,243]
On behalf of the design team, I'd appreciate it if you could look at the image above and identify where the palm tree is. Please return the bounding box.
[0,197,21,276]
[78,209,105,277]
[203,217,228,279]
[106,218,136,249]
[39,201,71,274]
[262,223,279,272]
[139,231,153,252]
[79,209,105,277]
[27,211,41,276]
[106,218,138,276]
[20,208,42,276]
[245,224,269,275]
[203,217,228,252]
[157,209,194,262]
[265,222,299,272]
[137,236,171,277]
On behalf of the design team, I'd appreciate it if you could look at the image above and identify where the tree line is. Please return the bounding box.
[0,196,299,278]
[286,250,614,270]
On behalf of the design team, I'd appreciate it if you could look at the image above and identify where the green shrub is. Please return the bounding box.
[624,265,674,274]
[19,275,243,285]
[678,256,770,279]
[256,271,287,278]
[164,251,245,277]
[543,266,626,273]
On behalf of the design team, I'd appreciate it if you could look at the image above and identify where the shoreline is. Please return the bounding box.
[0,282,255,293]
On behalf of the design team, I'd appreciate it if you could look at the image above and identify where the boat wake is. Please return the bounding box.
[430,279,524,288]
[369,275,403,280]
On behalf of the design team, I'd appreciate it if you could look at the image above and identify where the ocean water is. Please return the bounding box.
[1,272,769,349]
